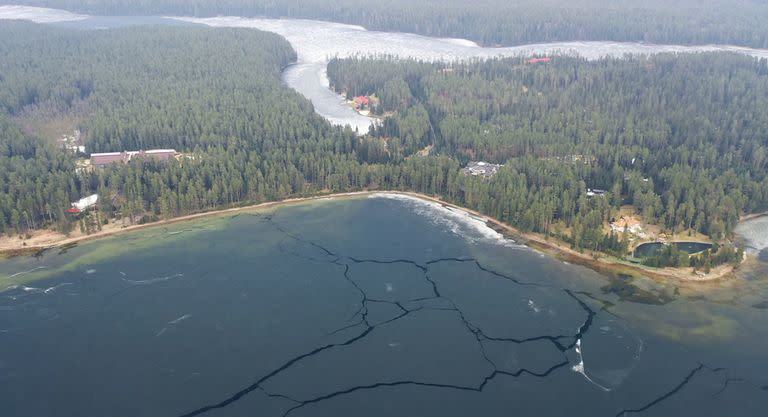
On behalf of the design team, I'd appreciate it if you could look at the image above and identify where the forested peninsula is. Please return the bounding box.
[6,0,768,48]
[327,54,768,271]
[0,21,765,279]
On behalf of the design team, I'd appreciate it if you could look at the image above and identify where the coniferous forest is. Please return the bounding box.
[7,0,768,48]
[327,54,768,247]
[5,6,768,417]
[0,22,358,234]
[0,20,766,266]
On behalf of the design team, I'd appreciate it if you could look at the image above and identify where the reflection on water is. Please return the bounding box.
[1,196,767,416]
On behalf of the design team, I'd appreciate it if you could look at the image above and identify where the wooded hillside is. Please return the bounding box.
[1,21,766,264]
[328,53,768,247]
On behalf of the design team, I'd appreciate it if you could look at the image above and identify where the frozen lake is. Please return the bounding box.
[736,216,768,256]
[3,5,768,133]
[2,7,768,416]
[2,195,768,416]
[174,16,768,133]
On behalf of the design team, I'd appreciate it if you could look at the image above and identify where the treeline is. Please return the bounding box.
[0,22,484,241]
[0,23,302,153]
[2,21,767,262]
[8,0,768,48]
[642,244,743,270]
[0,114,81,235]
[0,22,357,235]
[327,53,768,244]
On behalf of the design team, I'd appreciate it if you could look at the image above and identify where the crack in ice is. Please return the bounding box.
[177,217,608,417]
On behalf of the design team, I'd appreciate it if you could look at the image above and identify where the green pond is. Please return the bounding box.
[1,194,767,417]
[634,241,714,258]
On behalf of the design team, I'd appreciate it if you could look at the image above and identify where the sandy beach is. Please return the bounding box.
[0,191,374,255]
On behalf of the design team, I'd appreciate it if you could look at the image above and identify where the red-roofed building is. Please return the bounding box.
[353,96,370,108]
[90,152,126,167]
[90,149,177,168]
[525,57,552,64]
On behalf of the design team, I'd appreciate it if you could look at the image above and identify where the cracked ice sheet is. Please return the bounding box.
[574,315,644,391]
[1,233,365,417]
[611,364,768,417]
[346,261,435,303]
[199,387,296,417]
[482,338,567,375]
[262,309,494,402]
[427,260,588,340]
[4,195,767,417]
[585,331,747,417]
[363,301,409,327]
[282,368,617,417]
[267,197,489,264]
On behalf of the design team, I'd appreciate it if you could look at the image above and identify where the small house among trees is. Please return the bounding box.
[462,161,503,178]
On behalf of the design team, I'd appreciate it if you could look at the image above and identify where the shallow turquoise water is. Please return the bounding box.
[1,195,767,417]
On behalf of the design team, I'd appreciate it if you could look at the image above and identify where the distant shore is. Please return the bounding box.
[0,190,744,283]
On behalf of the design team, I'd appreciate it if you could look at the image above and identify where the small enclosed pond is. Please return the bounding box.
[634,241,713,258]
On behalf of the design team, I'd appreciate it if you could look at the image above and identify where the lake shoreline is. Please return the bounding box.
[405,194,741,283]
[0,190,741,283]
[740,212,768,222]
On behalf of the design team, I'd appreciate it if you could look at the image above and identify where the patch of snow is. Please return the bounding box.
[735,216,768,255]
[0,5,87,23]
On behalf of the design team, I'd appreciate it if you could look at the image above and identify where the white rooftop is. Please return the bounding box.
[91,149,176,157]
[72,194,98,211]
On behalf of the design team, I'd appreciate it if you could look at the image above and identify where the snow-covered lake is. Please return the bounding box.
[4,5,768,133]
[0,5,85,23]
[736,216,768,255]
[174,16,768,133]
